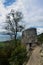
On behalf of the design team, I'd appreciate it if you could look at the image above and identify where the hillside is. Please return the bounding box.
[37,33,43,43]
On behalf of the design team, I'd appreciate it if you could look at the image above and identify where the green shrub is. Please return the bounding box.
[0,40,27,65]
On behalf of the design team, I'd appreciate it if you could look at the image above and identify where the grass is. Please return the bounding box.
[0,42,5,47]
[0,39,21,47]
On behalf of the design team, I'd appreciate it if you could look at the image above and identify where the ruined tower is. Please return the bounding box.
[22,28,37,51]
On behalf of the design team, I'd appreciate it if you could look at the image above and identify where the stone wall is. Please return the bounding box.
[22,28,37,51]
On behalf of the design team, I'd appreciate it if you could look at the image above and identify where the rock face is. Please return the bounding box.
[26,46,41,65]
[22,28,37,51]
[40,43,43,65]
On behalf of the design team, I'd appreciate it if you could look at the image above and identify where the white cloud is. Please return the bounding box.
[0,0,7,23]
[0,0,43,34]
[37,28,43,35]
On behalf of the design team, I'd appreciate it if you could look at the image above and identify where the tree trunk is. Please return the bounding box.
[15,21,17,45]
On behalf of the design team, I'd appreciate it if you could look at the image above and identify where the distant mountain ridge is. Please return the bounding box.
[0,32,14,35]
[0,32,22,42]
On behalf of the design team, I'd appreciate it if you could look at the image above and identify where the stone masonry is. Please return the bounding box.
[22,28,37,51]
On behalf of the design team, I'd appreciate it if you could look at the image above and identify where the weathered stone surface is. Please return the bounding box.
[26,46,41,65]
[40,43,43,65]
[22,28,37,51]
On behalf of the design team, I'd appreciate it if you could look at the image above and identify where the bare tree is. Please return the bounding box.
[5,9,24,43]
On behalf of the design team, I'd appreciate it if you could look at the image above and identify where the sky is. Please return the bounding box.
[0,0,43,34]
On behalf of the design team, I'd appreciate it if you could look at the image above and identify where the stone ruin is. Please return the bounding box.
[22,28,37,51]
